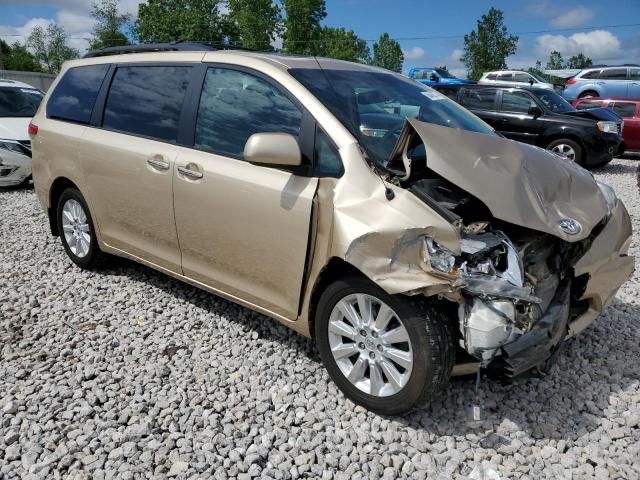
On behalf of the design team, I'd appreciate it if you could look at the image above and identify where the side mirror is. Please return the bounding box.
[528,106,543,117]
[528,78,534,85]
[244,132,301,167]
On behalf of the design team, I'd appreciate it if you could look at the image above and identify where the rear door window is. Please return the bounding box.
[47,64,109,124]
[194,68,302,159]
[102,65,192,142]
[500,91,536,113]
[575,100,604,110]
[460,88,497,110]
[630,68,640,80]
[611,102,637,118]
[600,68,627,80]
[497,73,513,82]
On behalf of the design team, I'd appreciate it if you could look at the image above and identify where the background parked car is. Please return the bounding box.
[407,67,474,86]
[573,98,640,154]
[434,84,622,168]
[478,70,555,90]
[562,65,640,101]
[0,79,43,187]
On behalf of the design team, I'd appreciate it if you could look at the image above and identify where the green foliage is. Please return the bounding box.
[372,33,403,73]
[567,53,593,69]
[0,40,42,72]
[26,24,79,74]
[461,7,518,80]
[545,50,564,70]
[317,27,370,63]
[135,0,227,44]
[89,0,131,50]
[282,0,326,55]
[227,0,281,51]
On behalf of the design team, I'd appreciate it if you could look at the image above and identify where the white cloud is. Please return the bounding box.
[451,48,463,61]
[536,30,621,60]
[403,47,425,60]
[551,7,594,28]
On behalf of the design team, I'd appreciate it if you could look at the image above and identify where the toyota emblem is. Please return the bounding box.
[559,218,582,235]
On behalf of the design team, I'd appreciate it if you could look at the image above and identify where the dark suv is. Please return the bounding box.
[434,84,623,168]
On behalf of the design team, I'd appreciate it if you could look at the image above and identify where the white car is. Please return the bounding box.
[478,70,555,90]
[0,79,44,187]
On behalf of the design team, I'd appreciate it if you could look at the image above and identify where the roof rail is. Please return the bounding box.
[83,41,220,58]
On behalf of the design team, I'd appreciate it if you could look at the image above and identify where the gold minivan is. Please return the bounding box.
[31,43,634,415]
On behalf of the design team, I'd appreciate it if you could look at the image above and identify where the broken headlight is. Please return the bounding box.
[423,237,456,274]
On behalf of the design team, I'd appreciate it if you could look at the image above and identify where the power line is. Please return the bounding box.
[1,22,639,44]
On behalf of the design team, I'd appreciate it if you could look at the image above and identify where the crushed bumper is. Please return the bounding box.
[569,200,634,336]
[0,150,32,187]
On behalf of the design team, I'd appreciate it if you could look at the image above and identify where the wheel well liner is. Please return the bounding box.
[48,177,78,236]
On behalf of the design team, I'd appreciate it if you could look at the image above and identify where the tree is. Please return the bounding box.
[316,27,370,63]
[545,50,564,70]
[135,0,227,44]
[282,0,326,55]
[460,7,518,80]
[227,0,281,51]
[372,33,403,72]
[89,0,131,50]
[26,24,79,74]
[567,53,593,69]
[0,40,42,72]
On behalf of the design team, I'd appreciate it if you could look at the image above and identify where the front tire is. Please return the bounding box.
[547,138,583,165]
[315,276,454,415]
[57,188,105,269]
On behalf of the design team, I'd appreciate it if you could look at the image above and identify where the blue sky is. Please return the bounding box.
[1,0,638,77]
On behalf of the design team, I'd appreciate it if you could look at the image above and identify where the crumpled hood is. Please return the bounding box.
[394,118,608,242]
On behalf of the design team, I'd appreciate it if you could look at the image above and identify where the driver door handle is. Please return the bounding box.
[147,158,170,171]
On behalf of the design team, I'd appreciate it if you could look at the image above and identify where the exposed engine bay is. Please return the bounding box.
[388,137,600,377]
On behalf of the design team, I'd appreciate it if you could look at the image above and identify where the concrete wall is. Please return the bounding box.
[0,70,57,92]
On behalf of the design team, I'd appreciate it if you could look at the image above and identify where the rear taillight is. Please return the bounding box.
[566,78,576,85]
[28,122,38,136]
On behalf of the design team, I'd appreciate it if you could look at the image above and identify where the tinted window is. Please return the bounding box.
[486,73,497,80]
[611,102,637,118]
[513,73,531,83]
[195,68,302,158]
[576,100,604,110]
[314,127,343,177]
[103,66,191,142]
[500,91,536,113]
[460,88,497,110]
[497,73,513,82]
[47,64,109,124]
[600,68,627,80]
[630,68,640,80]
[580,70,601,79]
[0,87,43,117]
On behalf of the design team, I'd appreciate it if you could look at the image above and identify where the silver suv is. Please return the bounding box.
[563,65,640,101]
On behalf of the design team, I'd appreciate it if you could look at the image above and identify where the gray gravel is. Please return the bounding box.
[1,158,639,479]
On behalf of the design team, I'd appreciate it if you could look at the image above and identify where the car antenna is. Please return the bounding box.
[313,56,395,201]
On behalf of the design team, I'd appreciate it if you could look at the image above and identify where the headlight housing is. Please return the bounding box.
[423,237,456,274]
[0,139,30,157]
[596,121,619,135]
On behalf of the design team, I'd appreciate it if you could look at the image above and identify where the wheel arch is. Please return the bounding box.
[48,177,80,236]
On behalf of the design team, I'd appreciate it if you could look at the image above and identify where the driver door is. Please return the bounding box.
[173,66,317,320]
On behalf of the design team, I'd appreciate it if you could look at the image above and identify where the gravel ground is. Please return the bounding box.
[1,158,639,480]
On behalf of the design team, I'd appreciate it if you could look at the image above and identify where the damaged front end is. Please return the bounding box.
[342,118,633,379]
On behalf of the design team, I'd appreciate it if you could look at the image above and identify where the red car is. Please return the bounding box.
[573,98,640,153]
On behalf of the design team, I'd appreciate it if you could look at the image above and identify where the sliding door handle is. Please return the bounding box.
[147,158,170,171]
[178,166,203,180]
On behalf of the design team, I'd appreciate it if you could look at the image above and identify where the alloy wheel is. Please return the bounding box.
[551,144,576,161]
[328,294,413,397]
[61,199,91,258]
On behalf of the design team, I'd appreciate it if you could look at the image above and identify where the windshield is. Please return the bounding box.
[0,87,44,117]
[534,90,575,114]
[289,67,495,168]
[435,68,455,79]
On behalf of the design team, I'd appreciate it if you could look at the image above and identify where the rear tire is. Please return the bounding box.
[315,276,455,415]
[547,138,584,165]
[56,188,106,269]
[578,90,598,99]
